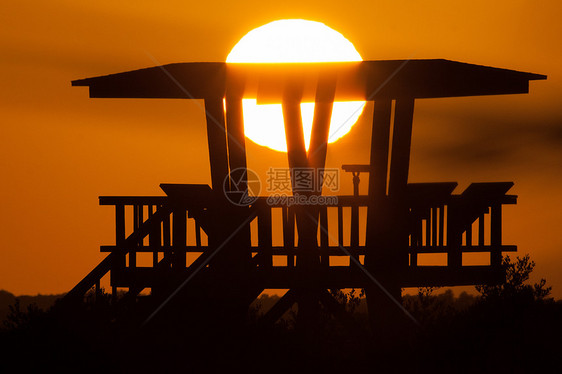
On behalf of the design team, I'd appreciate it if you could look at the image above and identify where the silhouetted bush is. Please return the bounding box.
[1,256,560,373]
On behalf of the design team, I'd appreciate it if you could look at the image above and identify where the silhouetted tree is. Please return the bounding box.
[329,288,365,314]
[476,254,552,302]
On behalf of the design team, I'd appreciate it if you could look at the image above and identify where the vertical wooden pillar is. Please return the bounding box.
[281,76,336,333]
[225,95,247,176]
[308,75,336,171]
[319,206,329,267]
[112,204,125,302]
[387,97,415,271]
[432,207,438,248]
[350,173,360,261]
[365,98,415,340]
[148,205,161,267]
[130,204,139,269]
[224,91,252,275]
[162,210,171,262]
[490,203,502,268]
[337,206,344,249]
[115,204,126,267]
[172,209,186,269]
[204,96,230,195]
[478,213,485,247]
[388,98,415,196]
[282,82,308,171]
[281,81,318,271]
[284,206,295,268]
[367,100,392,201]
[203,95,231,273]
[447,203,462,268]
[439,205,445,247]
[258,202,273,270]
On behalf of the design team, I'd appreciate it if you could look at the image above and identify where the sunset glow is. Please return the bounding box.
[226,19,365,152]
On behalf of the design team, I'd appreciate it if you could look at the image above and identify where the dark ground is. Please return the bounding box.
[1,288,561,373]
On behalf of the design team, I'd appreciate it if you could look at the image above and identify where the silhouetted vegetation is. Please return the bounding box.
[1,255,560,373]
[0,290,62,323]
[476,254,552,301]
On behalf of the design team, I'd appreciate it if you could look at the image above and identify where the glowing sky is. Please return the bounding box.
[1,1,561,297]
[226,19,364,152]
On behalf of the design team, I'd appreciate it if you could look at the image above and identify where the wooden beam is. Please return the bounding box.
[388,98,415,196]
[172,209,187,269]
[307,75,336,172]
[368,100,392,199]
[491,204,502,268]
[204,96,230,193]
[225,82,247,186]
[282,81,308,170]
[257,202,272,269]
[259,289,299,327]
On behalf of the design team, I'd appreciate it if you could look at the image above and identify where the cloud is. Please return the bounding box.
[414,109,562,172]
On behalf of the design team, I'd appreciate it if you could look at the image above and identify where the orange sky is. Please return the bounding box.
[1,1,561,297]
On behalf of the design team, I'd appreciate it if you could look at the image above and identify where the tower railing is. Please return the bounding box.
[65,181,516,302]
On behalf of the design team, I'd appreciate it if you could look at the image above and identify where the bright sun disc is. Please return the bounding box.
[226,19,365,152]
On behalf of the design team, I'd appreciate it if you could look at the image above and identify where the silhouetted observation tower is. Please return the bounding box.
[67,59,545,335]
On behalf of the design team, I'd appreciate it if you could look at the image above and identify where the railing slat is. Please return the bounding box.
[319,206,329,267]
[258,202,272,269]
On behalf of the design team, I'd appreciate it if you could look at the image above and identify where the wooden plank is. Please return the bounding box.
[466,221,472,247]
[342,164,371,173]
[148,205,160,267]
[114,204,126,270]
[407,245,517,254]
[447,204,462,268]
[285,206,295,268]
[101,245,210,253]
[431,207,438,247]
[350,205,359,261]
[479,213,485,246]
[367,100,392,199]
[130,205,138,268]
[172,209,187,269]
[462,182,514,199]
[74,61,545,101]
[425,216,431,248]
[195,221,202,248]
[64,253,115,301]
[337,206,344,247]
[491,204,502,267]
[225,95,247,184]
[259,289,298,327]
[100,196,168,206]
[162,210,171,262]
[319,206,329,267]
[307,75,336,171]
[204,96,230,193]
[439,205,445,247]
[258,203,272,269]
[282,81,308,170]
[388,98,415,196]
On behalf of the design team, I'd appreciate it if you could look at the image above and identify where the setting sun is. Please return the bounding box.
[226,19,365,152]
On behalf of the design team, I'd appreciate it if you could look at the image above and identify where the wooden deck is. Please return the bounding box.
[66,181,517,301]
